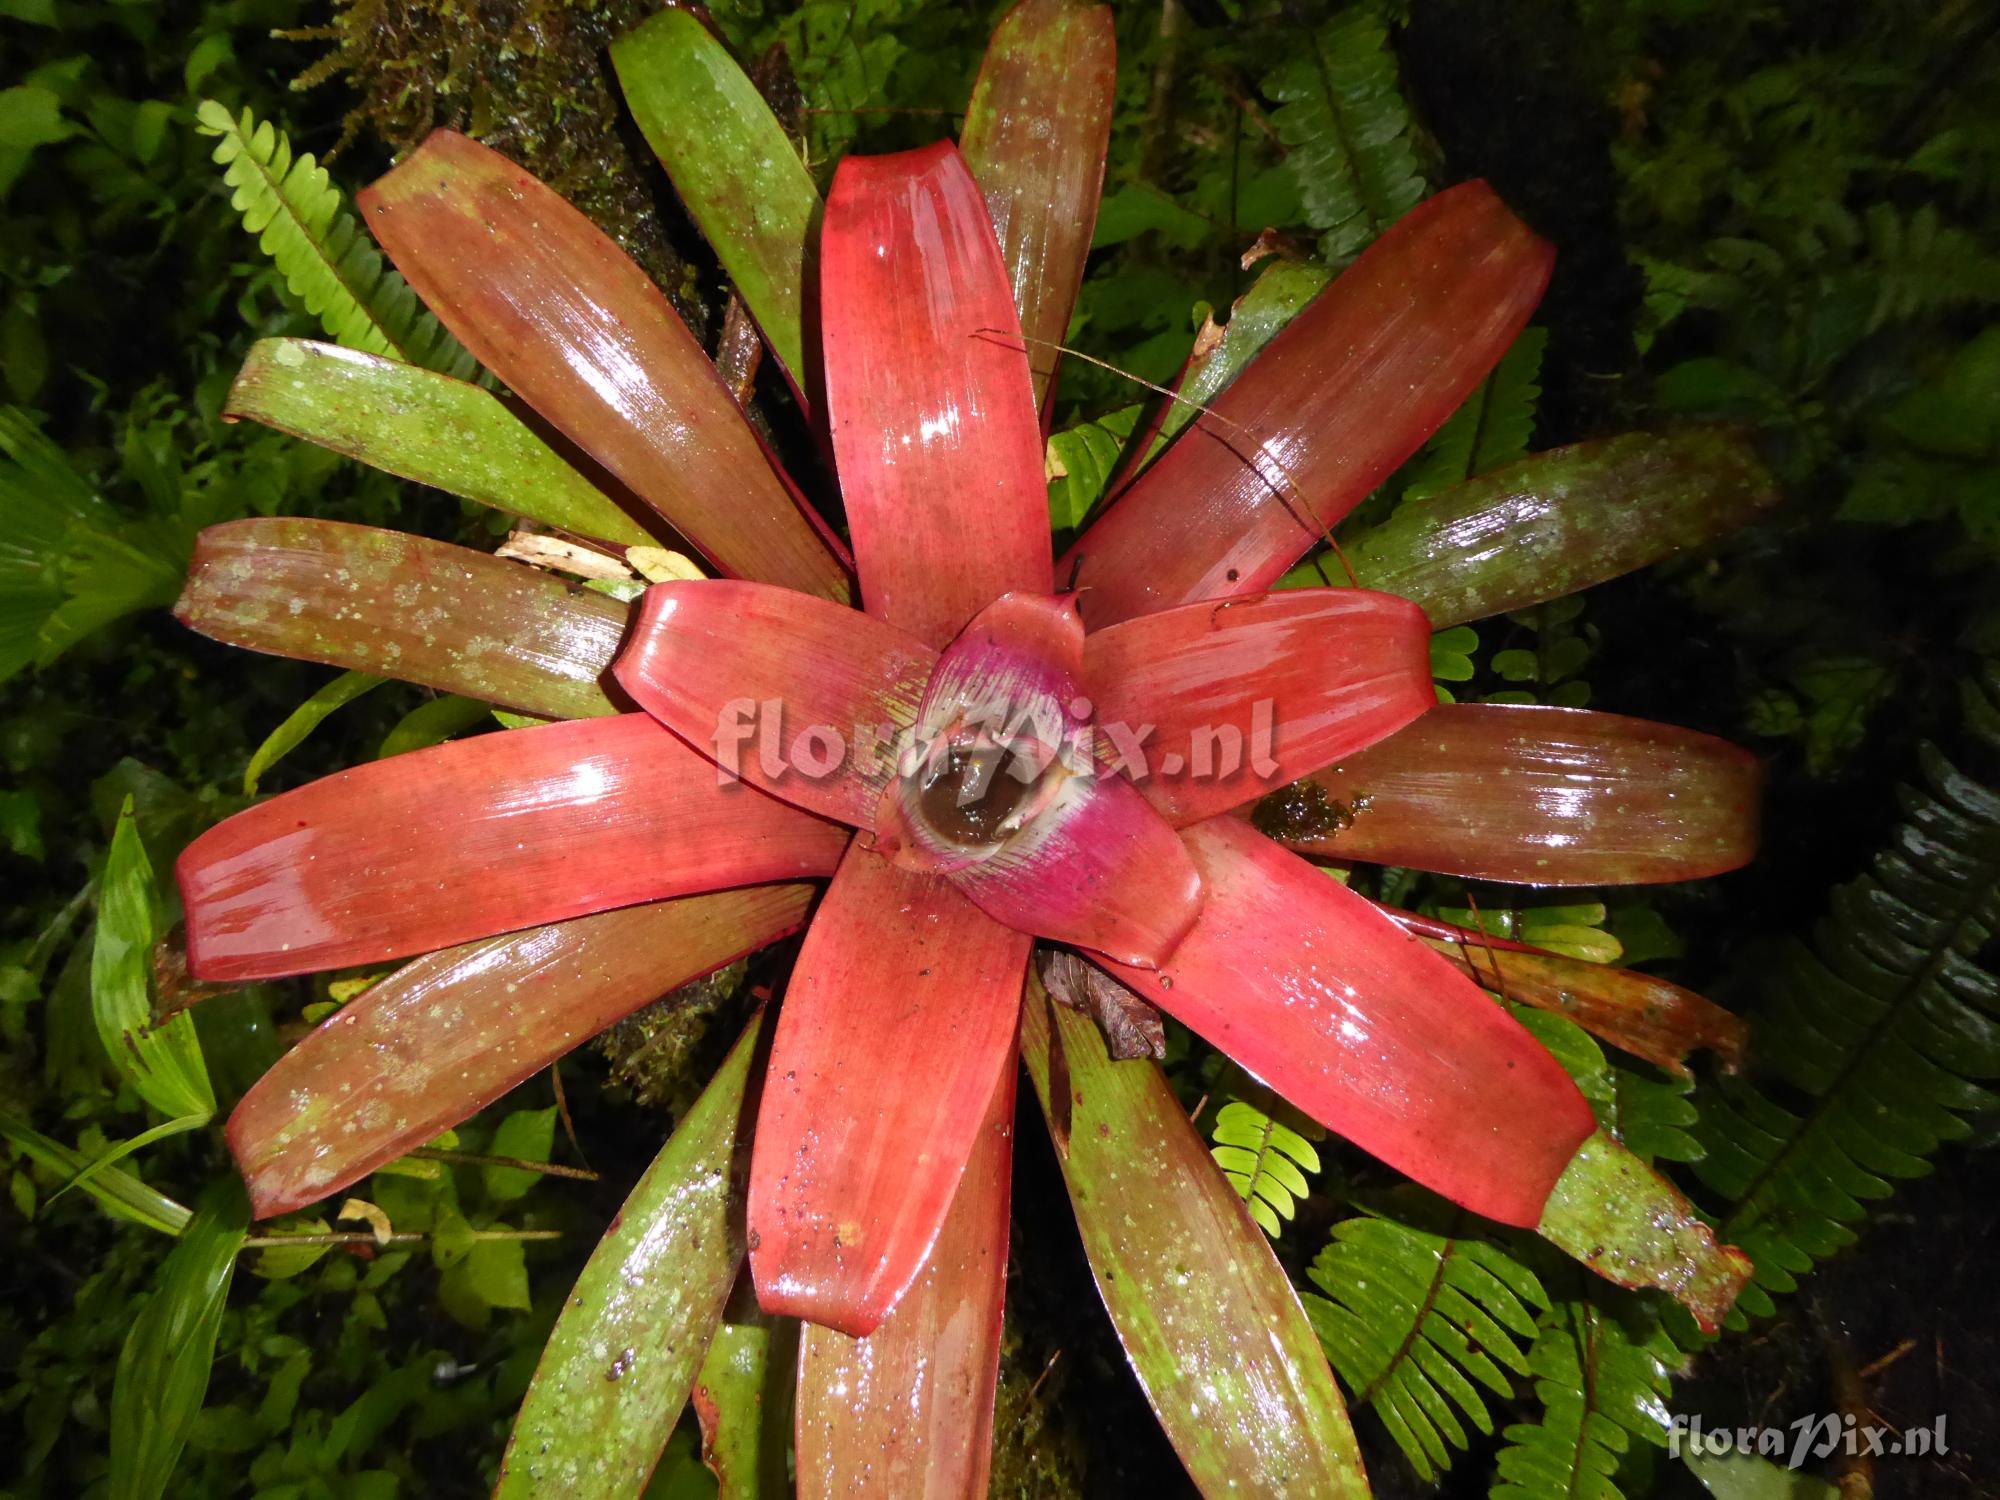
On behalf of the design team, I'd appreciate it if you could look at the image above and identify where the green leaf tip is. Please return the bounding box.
[1538,1129,1752,1333]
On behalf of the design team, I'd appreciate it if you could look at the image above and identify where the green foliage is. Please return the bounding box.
[0,408,186,686]
[1491,1297,1674,1500]
[1208,1097,1321,1238]
[1045,404,1142,536]
[91,797,213,1122]
[196,101,474,377]
[1264,7,1428,264]
[1303,1210,1545,1481]
[1692,668,2000,1319]
[108,1183,247,1500]
[242,669,386,796]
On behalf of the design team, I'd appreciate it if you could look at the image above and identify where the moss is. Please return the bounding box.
[309,0,698,323]
[1249,776,1357,843]
[987,1271,1089,1498]
[592,959,747,1117]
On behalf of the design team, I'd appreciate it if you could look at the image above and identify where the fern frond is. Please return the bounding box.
[1046,404,1142,535]
[1492,1297,1674,1500]
[1400,326,1547,503]
[1209,1098,1322,1238]
[0,409,183,685]
[1264,7,1427,264]
[1301,1210,1545,1481]
[196,102,475,378]
[1514,1010,1702,1166]
[1863,202,2000,330]
[1693,667,2000,1319]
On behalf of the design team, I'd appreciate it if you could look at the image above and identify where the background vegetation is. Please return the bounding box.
[2,0,1996,1495]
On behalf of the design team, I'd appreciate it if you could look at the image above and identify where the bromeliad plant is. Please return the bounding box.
[171,2,1779,1492]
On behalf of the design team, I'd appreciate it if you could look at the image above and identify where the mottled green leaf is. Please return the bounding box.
[614,11,818,388]
[497,1013,762,1497]
[226,337,650,545]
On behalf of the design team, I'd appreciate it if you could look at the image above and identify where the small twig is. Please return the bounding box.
[241,1227,562,1249]
[978,328,1352,562]
[408,1147,599,1182]
[1857,1337,1919,1382]
[550,1060,587,1171]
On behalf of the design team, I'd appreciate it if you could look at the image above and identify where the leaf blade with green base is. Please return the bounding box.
[1021,978,1369,1497]
[496,1012,765,1498]
[612,11,819,391]
[179,518,629,725]
[225,338,654,546]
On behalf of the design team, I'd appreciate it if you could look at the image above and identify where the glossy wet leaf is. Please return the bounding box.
[959,0,1116,415]
[1260,702,1763,885]
[819,141,1051,649]
[614,11,818,390]
[794,1067,1014,1499]
[749,845,1029,1334]
[496,1013,765,1498]
[1021,981,1369,1497]
[1537,1130,1752,1333]
[1064,181,1552,626]
[93,798,212,1120]
[229,886,813,1217]
[1107,819,1596,1227]
[360,129,850,601]
[1138,259,1334,472]
[180,715,846,983]
[180,519,628,722]
[1339,428,1780,627]
[108,1182,248,1500]
[225,338,654,545]
[693,1314,795,1498]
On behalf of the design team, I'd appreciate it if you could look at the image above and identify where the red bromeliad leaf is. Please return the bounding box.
[1382,906,1748,1075]
[748,843,1030,1335]
[615,579,936,827]
[1104,818,1597,1227]
[1254,702,1763,885]
[820,141,1052,649]
[1060,182,1553,627]
[1339,427,1779,629]
[794,1065,1014,1499]
[224,338,657,547]
[1020,980,1370,1497]
[958,0,1116,418]
[179,715,847,982]
[1537,1130,1752,1333]
[358,130,851,602]
[177,519,627,721]
[1083,588,1437,827]
[496,1011,771,1497]
[229,889,810,1219]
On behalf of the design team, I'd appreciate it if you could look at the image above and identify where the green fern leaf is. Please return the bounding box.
[1209,1098,1321,1237]
[1511,1009,1702,1166]
[1264,7,1428,264]
[1302,1211,1546,1481]
[1491,1298,1674,1500]
[1693,668,2000,1320]
[1046,404,1143,535]
[0,408,184,685]
[196,102,474,378]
